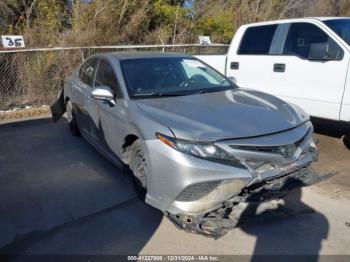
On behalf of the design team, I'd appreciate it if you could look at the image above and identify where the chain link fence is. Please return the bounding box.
[0,44,229,111]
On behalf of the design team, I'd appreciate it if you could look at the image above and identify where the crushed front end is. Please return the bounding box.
[154,121,321,238]
[167,165,321,238]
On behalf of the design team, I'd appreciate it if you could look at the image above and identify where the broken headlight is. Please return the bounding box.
[156,133,246,168]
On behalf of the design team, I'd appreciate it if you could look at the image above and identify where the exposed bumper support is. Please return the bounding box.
[167,167,330,239]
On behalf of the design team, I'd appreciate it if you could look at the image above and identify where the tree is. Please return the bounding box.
[2,0,350,47]
[4,0,38,30]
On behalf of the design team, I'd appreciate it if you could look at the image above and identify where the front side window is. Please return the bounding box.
[238,24,278,55]
[283,22,343,60]
[80,58,99,87]
[120,57,236,98]
[95,59,121,96]
[324,19,350,45]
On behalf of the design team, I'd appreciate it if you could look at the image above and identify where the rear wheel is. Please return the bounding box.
[129,139,147,201]
[66,100,81,137]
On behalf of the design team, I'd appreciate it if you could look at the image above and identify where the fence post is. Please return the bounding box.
[81,48,84,62]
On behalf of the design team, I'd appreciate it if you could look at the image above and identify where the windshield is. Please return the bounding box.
[324,19,350,45]
[120,57,236,98]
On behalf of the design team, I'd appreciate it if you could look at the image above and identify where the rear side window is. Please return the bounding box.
[283,22,343,60]
[80,58,99,87]
[238,24,278,55]
[95,59,121,97]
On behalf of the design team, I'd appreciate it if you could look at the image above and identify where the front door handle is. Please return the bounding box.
[230,62,239,70]
[273,63,286,72]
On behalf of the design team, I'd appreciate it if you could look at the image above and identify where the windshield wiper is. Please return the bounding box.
[132,92,190,98]
[193,87,234,95]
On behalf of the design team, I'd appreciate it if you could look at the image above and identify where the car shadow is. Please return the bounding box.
[311,117,350,149]
[0,117,163,256]
[237,188,329,260]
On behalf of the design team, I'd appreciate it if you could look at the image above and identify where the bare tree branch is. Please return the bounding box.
[254,0,262,22]
[172,3,180,47]
[119,0,128,25]
[93,7,107,33]
[22,0,38,29]
[279,0,305,19]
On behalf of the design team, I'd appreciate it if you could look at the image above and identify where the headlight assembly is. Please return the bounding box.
[156,133,246,168]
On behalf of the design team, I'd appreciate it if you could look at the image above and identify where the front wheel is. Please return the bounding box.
[129,139,147,201]
[66,100,81,137]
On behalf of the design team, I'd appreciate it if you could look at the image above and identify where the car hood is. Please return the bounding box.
[135,89,309,141]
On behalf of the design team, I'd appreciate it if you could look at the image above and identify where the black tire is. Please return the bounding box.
[132,175,147,202]
[343,134,350,150]
[129,139,147,201]
[66,100,81,137]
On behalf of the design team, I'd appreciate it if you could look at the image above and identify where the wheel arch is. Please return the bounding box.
[121,134,140,164]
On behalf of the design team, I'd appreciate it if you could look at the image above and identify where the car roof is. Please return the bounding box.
[93,51,193,60]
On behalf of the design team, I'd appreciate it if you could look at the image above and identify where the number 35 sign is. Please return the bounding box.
[1,35,25,48]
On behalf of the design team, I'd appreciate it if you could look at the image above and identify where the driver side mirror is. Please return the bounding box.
[91,86,116,105]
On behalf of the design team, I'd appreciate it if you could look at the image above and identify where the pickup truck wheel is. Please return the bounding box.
[66,100,81,137]
[129,139,147,201]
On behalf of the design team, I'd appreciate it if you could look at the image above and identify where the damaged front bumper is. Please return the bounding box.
[167,165,324,239]
[147,122,323,238]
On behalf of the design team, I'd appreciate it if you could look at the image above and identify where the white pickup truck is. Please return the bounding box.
[196,17,350,123]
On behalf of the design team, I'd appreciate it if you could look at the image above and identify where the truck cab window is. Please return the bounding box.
[238,24,278,55]
[95,59,121,97]
[283,23,343,61]
[324,19,350,46]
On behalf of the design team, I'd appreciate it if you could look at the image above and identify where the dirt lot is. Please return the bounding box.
[0,116,350,259]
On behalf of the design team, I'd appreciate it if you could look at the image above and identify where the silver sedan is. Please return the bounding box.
[51,52,319,238]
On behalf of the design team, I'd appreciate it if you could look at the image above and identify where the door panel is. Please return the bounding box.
[227,56,274,93]
[88,58,126,158]
[270,22,349,120]
[85,95,101,141]
[75,57,99,138]
[72,79,93,135]
[270,56,348,120]
[99,100,127,157]
[226,24,277,93]
[71,77,87,110]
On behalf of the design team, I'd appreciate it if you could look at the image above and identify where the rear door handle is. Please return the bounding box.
[230,62,239,70]
[273,63,286,72]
